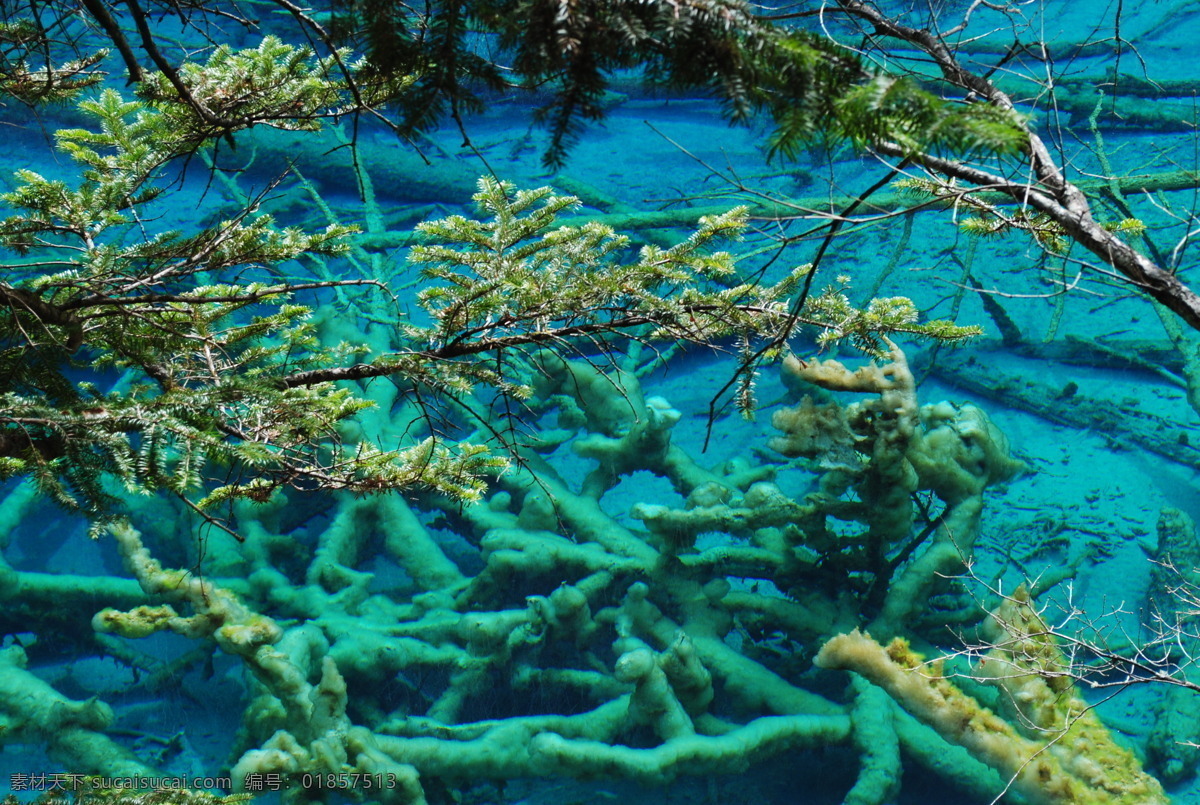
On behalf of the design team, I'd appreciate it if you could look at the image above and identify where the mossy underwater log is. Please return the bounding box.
[815,590,1169,805]
[356,172,1200,252]
[231,127,481,204]
[923,343,1200,471]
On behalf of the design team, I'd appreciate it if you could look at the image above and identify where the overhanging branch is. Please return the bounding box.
[835,0,1200,331]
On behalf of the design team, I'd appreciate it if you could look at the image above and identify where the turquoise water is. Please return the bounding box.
[3,2,1200,803]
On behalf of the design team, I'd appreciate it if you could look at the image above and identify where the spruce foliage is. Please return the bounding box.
[2,1,1030,168]
[0,18,106,105]
[0,10,992,531]
[896,177,1149,256]
[804,277,981,357]
[329,0,1025,166]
